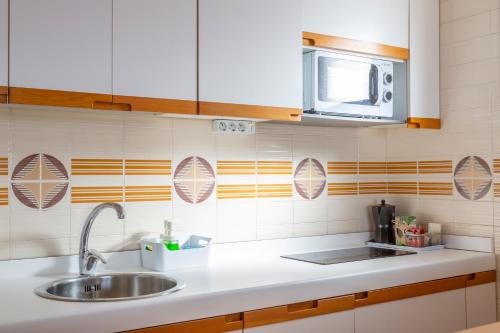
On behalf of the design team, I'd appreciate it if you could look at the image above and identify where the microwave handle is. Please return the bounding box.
[369,65,382,106]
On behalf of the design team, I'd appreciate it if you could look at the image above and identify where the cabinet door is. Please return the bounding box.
[407,0,440,129]
[355,289,467,333]
[199,0,303,121]
[9,0,112,106]
[302,0,409,49]
[244,310,354,333]
[466,283,497,328]
[0,0,7,102]
[113,0,197,115]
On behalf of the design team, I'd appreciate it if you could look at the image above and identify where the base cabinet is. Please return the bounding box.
[244,310,354,333]
[354,289,467,333]
[125,272,495,333]
[466,283,497,328]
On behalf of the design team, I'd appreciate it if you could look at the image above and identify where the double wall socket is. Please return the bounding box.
[212,120,255,134]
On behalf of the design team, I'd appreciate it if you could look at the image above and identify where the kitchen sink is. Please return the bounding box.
[34,273,185,302]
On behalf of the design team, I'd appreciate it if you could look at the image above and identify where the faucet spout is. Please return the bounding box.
[79,203,125,276]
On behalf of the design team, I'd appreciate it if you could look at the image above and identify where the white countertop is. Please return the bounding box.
[0,233,495,333]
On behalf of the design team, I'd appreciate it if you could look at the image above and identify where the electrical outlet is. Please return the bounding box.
[212,120,255,134]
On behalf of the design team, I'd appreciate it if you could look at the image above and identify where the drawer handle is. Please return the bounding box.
[287,300,318,313]
[224,313,243,324]
[93,101,132,111]
[354,291,369,301]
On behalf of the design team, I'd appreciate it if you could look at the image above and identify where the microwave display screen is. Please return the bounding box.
[318,57,379,106]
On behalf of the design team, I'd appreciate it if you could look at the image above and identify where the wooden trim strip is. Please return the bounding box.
[355,275,469,308]
[126,313,243,333]
[407,117,441,129]
[113,95,197,115]
[0,86,7,103]
[199,101,302,122]
[244,295,355,329]
[9,87,113,109]
[303,32,409,60]
[466,270,496,287]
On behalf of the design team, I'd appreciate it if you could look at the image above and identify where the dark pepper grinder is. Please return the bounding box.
[371,200,396,244]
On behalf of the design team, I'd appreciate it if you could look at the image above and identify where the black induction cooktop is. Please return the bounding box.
[281,246,415,265]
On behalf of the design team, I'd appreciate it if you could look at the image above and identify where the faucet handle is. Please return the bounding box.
[87,249,107,265]
[81,249,107,275]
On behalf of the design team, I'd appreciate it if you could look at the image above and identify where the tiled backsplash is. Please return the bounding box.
[0,106,401,260]
[2,102,499,261]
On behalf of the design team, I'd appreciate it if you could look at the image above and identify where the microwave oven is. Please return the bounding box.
[303,50,395,119]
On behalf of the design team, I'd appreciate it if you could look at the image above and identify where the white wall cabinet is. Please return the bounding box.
[407,0,440,127]
[112,0,197,114]
[466,283,497,329]
[244,310,354,333]
[198,0,303,120]
[9,0,112,94]
[355,289,467,333]
[302,0,409,48]
[0,0,7,90]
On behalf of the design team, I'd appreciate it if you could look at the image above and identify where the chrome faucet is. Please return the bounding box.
[79,203,125,276]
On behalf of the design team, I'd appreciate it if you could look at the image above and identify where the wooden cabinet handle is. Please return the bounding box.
[287,300,318,313]
[93,100,131,111]
[244,295,354,328]
[466,271,496,287]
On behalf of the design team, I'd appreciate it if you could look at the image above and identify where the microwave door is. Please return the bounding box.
[316,57,382,117]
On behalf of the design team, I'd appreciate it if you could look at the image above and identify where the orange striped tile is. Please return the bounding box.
[494,183,500,197]
[388,181,418,195]
[418,160,452,174]
[0,187,7,205]
[217,184,256,199]
[125,159,171,175]
[387,161,417,174]
[418,182,453,196]
[71,186,123,203]
[359,182,387,195]
[328,182,358,196]
[0,157,7,176]
[359,162,387,174]
[257,161,293,175]
[257,183,292,198]
[217,161,256,175]
[494,159,500,174]
[125,186,172,202]
[327,162,357,175]
[72,159,123,175]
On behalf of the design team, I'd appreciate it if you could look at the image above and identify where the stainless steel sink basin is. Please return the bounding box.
[34,273,185,302]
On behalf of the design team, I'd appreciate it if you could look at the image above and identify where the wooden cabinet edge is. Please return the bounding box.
[466,270,497,287]
[243,295,354,328]
[354,271,496,308]
[124,313,243,333]
[8,86,112,109]
[113,95,197,115]
[407,117,441,129]
[122,271,495,331]
[354,275,468,307]
[302,32,410,61]
[0,86,7,103]
[199,101,303,122]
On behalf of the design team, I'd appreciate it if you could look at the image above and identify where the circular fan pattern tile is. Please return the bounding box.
[174,156,215,204]
[454,156,492,200]
[11,153,69,209]
[294,158,326,200]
